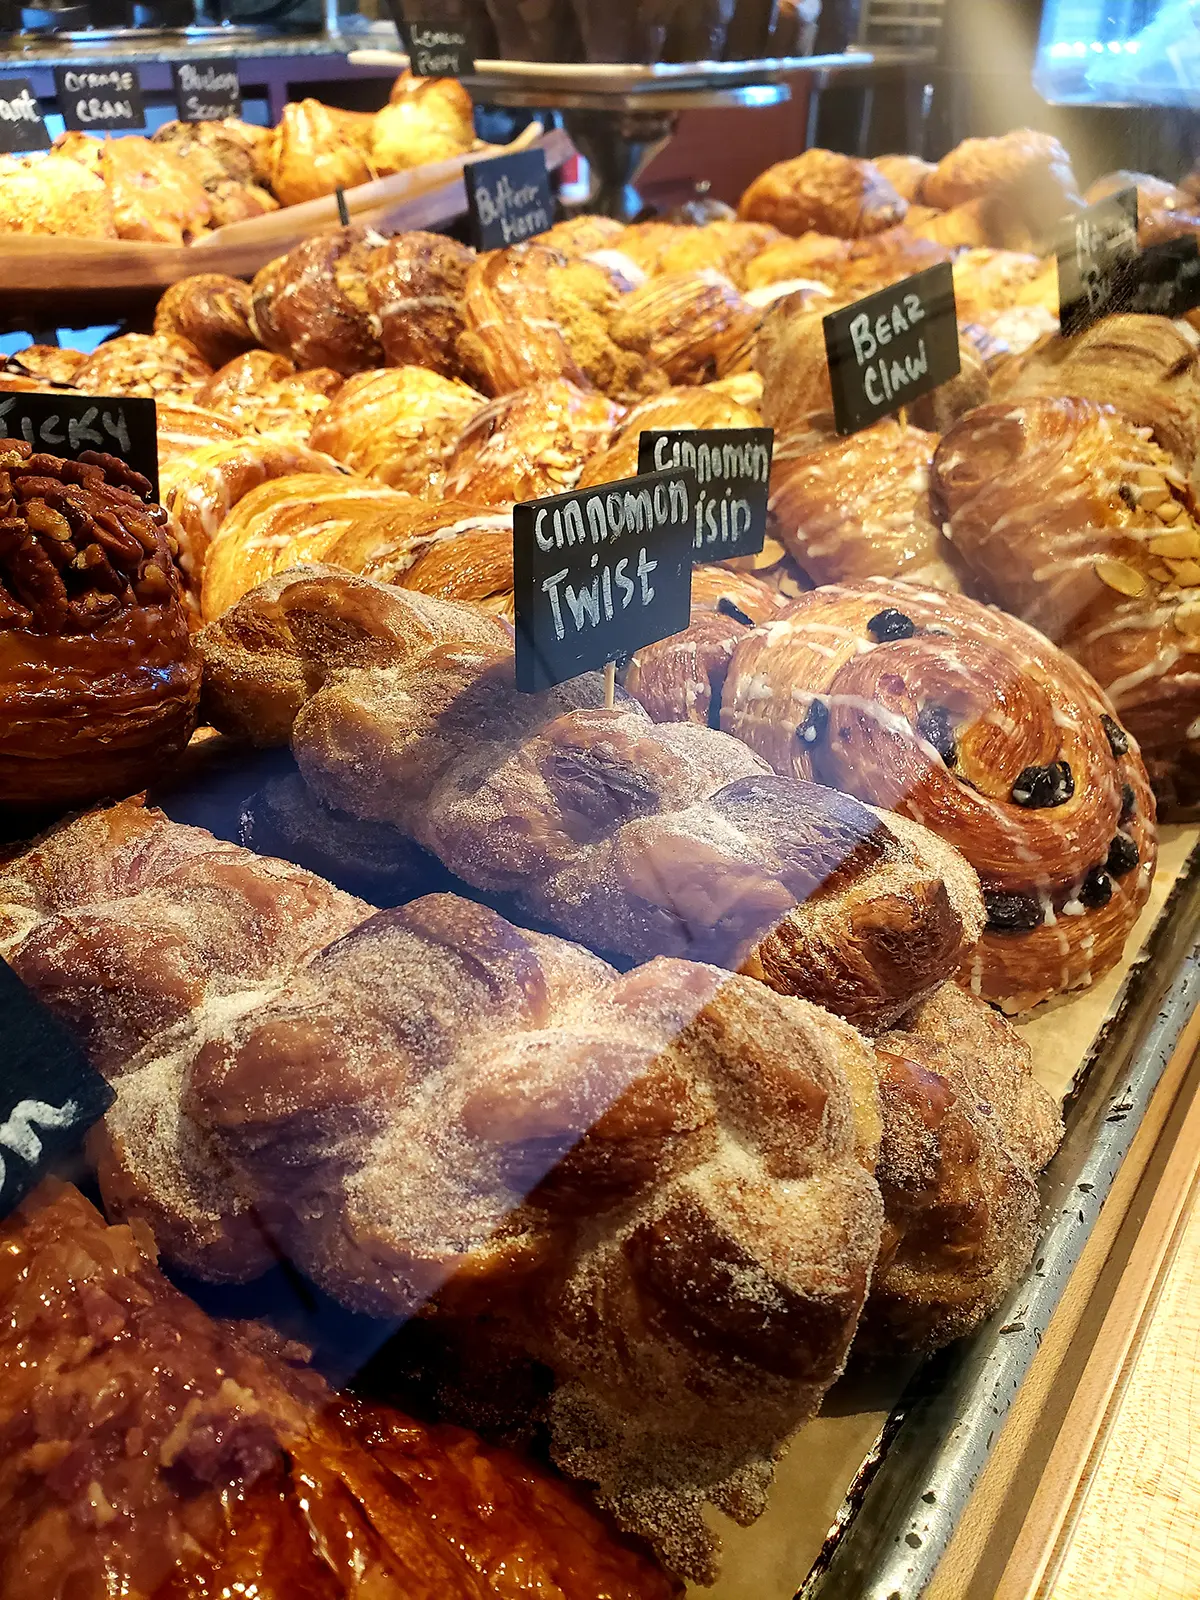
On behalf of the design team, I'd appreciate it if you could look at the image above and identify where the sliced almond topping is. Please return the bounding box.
[1174,604,1200,636]
[1095,557,1148,596]
[1155,498,1185,524]
[1149,530,1200,558]
[1149,562,1174,581]
[1167,557,1200,586]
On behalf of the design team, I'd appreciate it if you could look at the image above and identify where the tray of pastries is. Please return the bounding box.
[0,72,572,321]
[1,124,1200,1600]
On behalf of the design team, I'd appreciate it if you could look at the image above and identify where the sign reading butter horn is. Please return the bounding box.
[466,148,554,251]
[514,468,694,694]
[823,261,960,436]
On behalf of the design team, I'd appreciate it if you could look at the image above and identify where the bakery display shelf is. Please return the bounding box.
[350,44,930,219]
[0,122,572,332]
[686,825,1200,1600]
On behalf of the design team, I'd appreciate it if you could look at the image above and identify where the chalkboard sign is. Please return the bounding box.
[514,467,694,693]
[172,60,242,122]
[1057,188,1139,337]
[0,959,114,1221]
[54,64,145,132]
[637,427,773,561]
[1128,233,1200,319]
[823,261,960,436]
[402,20,475,76]
[0,79,50,155]
[0,393,159,501]
[466,148,553,251]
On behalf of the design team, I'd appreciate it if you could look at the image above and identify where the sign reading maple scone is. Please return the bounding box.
[513,467,693,692]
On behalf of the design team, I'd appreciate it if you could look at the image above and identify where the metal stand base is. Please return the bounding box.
[560,107,677,222]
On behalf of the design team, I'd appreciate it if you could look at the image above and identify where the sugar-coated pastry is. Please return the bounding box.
[721,578,1157,1013]
[738,149,908,238]
[542,213,627,255]
[950,246,1048,321]
[100,134,213,245]
[153,273,258,369]
[0,443,200,807]
[933,395,1200,809]
[444,378,623,505]
[0,151,115,239]
[365,229,477,379]
[199,349,344,444]
[309,366,486,495]
[615,219,783,287]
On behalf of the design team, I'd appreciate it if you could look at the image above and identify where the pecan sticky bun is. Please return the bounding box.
[0,443,200,807]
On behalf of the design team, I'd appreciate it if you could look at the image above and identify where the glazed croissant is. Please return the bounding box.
[444,379,624,506]
[200,569,983,1033]
[365,229,479,380]
[250,227,382,375]
[718,579,1157,1014]
[607,269,759,386]
[932,395,1200,809]
[921,128,1082,238]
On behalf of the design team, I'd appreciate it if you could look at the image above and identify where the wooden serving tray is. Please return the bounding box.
[0,124,573,333]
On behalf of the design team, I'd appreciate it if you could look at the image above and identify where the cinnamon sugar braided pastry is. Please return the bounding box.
[0,443,199,807]
[456,242,666,402]
[933,395,1200,808]
[719,579,1157,1013]
[200,570,983,1031]
[153,273,258,370]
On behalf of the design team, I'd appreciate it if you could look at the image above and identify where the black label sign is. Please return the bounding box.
[0,79,50,155]
[0,392,159,501]
[637,427,773,561]
[514,467,694,693]
[824,261,960,436]
[466,148,553,251]
[1057,188,1139,337]
[0,960,114,1220]
[54,64,145,132]
[172,60,242,122]
[1128,233,1200,319]
[401,19,475,76]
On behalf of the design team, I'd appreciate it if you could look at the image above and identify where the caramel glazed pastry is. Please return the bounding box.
[0,1178,679,1600]
[1,792,1060,1583]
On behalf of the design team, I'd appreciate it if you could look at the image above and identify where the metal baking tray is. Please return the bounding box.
[798,835,1200,1600]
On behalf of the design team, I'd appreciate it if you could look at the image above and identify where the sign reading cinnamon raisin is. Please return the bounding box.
[637,427,773,561]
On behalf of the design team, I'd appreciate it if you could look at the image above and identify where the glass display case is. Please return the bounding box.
[0,6,1198,1599]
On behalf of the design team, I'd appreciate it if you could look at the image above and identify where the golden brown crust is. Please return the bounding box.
[579,386,762,489]
[933,394,1200,809]
[722,577,1157,1012]
[0,443,200,807]
[922,129,1081,237]
[249,227,382,375]
[737,149,907,238]
[0,152,115,239]
[153,273,258,369]
[950,246,1047,321]
[873,153,936,203]
[444,378,623,505]
[371,71,475,174]
[101,134,213,245]
[542,213,627,256]
[607,269,760,386]
[6,343,86,385]
[365,229,477,378]
[457,242,667,402]
[74,332,214,403]
[614,219,783,288]
[199,349,343,445]
[309,365,485,495]
[269,98,372,205]
[154,401,245,466]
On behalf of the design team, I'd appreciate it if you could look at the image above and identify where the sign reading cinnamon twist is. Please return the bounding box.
[721,578,1157,1014]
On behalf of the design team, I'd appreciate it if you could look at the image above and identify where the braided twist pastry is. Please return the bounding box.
[720,579,1157,1013]
[200,569,983,1032]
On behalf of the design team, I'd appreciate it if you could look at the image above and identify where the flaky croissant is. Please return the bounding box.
[607,269,759,385]
[444,379,623,506]
[720,579,1157,1013]
[933,395,1200,809]
[738,149,908,238]
[371,71,475,174]
[309,366,486,495]
[921,128,1082,240]
[579,385,762,489]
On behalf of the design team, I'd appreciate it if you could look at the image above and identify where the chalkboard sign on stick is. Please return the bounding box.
[1057,188,1139,337]
[0,79,50,154]
[637,427,774,562]
[823,262,960,437]
[1129,233,1200,319]
[172,60,242,122]
[0,393,159,502]
[54,64,145,132]
[0,959,114,1221]
[466,147,554,251]
[514,467,694,693]
[405,20,475,76]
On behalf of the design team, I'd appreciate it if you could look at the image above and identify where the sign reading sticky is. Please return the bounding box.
[513,468,694,692]
[0,393,159,502]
